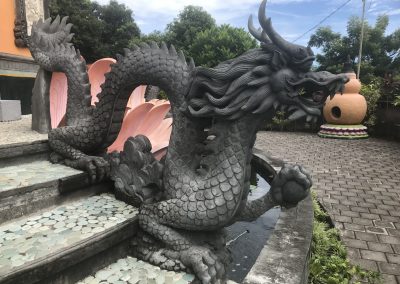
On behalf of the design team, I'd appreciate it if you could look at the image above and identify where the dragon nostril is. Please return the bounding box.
[312,92,324,103]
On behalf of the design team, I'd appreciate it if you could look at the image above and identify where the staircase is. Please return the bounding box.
[0,140,194,284]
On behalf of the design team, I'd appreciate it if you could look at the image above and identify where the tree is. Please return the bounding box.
[129,30,167,47]
[309,15,400,82]
[49,0,103,62]
[49,0,140,62]
[95,1,140,58]
[189,24,258,67]
[165,6,216,54]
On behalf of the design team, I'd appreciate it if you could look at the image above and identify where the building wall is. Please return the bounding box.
[0,0,31,58]
[0,0,46,114]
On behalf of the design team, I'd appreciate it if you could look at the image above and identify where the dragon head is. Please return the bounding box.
[269,69,348,122]
[187,0,348,122]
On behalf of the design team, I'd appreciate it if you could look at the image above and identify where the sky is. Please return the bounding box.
[96,0,400,47]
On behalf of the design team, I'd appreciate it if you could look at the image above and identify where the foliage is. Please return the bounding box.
[267,111,290,131]
[309,193,381,284]
[165,6,216,55]
[129,30,167,47]
[394,95,400,107]
[309,16,400,83]
[382,73,400,106]
[189,24,258,67]
[49,0,140,62]
[131,7,257,68]
[94,1,140,58]
[360,77,383,129]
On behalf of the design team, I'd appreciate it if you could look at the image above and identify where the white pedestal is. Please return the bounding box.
[0,100,22,122]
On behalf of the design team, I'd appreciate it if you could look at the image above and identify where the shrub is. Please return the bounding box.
[360,78,382,130]
[267,111,290,131]
[309,193,381,284]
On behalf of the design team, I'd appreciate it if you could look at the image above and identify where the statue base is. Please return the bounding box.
[318,124,368,139]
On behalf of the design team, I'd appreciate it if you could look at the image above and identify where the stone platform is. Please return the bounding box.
[0,115,47,146]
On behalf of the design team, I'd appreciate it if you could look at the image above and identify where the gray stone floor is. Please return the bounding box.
[76,256,196,284]
[0,194,137,275]
[0,160,81,191]
[255,131,400,284]
[0,115,47,146]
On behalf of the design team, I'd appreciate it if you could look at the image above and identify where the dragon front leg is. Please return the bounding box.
[138,201,229,284]
[48,127,110,182]
[234,164,312,222]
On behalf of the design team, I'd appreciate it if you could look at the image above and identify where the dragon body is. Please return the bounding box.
[28,1,348,283]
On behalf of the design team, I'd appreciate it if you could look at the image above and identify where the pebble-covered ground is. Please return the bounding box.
[0,194,138,275]
[0,160,82,191]
[77,256,195,284]
[0,115,47,146]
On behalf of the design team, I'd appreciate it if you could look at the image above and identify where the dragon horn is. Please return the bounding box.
[248,15,271,44]
[258,0,312,59]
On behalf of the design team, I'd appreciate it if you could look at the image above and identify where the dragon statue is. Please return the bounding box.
[27,1,348,283]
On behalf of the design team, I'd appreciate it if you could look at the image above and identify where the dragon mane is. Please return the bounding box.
[187,48,277,120]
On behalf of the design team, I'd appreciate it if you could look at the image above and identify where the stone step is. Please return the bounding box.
[0,160,111,224]
[0,140,49,168]
[0,193,139,284]
[76,256,195,284]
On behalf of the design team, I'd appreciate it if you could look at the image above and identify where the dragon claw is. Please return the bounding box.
[180,246,226,284]
[270,164,312,208]
[66,156,110,182]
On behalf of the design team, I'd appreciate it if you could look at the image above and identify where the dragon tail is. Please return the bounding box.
[28,16,92,125]
[94,42,194,149]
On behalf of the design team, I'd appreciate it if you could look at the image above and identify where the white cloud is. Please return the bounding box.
[96,0,312,33]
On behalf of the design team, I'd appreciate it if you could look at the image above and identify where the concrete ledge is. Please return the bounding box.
[243,195,313,284]
[0,100,21,122]
[244,150,313,284]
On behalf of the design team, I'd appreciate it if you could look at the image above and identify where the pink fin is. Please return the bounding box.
[88,58,116,105]
[49,72,68,128]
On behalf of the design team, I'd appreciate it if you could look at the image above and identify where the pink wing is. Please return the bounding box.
[49,72,68,128]
[126,85,147,113]
[107,101,172,159]
[107,102,154,153]
[88,58,116,105]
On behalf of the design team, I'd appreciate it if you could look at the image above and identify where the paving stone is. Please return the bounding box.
[0,194,138,273]
[381,274,398,284]
[343,223,364,232]
[373,220,396,229]
[355,232,379,242]
[360,250,387,262]
[340,229,355,239]
[386,254,400,265]
[346,247,361,260]
[365,226,388,235]
[343,238,368,249]
[387,229,400,237]
[352,218,373,226]
[367,242,394,253]
[378,262,400,275]
[378,235,400,245]
[351,258,378,272]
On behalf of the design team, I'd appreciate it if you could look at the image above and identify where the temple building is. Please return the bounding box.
[0,0,47,114]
